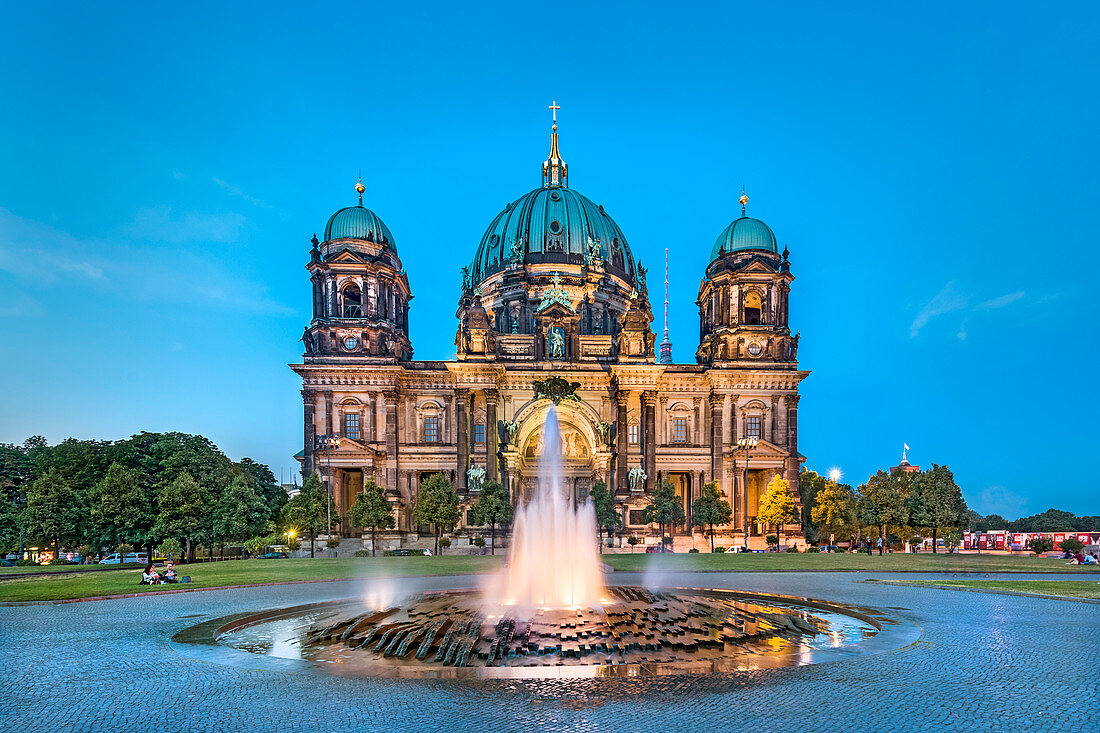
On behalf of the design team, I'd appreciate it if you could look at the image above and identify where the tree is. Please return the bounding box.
[810,480,855,545]
[153,471,209,562]
[347,477,395,556]
[157,538,183,561]
[413,473,460,556]
[22,468,83,554]
[283,472,337,558]
[237,457,287,519]
[588,481,621,552]
[915,464,968,553]
[757,474,799,547]
[627,534,641,552]
[89,462,152,557]
[641,479,686,539]
[210,475,268,556]
[0,494,20,555]
[467,480,512,556]
[857,469,909,540]
[1061,536,1085,554]
[692,481,732,551]
[798,469,829,543]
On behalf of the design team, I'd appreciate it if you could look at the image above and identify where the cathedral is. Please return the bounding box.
[290,107,808,549]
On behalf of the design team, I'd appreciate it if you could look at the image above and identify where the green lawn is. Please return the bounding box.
[0,551,1082,603]
[0,563,146,575]
[876,579,1100,601]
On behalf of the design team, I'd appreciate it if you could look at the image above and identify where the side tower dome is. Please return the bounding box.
[696,192,798,367]
[301,178,413,362]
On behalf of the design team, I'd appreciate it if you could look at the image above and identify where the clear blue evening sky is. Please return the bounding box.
[1,2,1097,517]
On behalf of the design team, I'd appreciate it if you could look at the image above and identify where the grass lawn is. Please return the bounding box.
[0,563,146,575]
[0,551,1081,603]
[875,579,1100,601]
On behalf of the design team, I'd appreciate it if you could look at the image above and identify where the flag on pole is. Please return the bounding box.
[904,443,910,451]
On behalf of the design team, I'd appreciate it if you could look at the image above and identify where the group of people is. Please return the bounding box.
[1065,551,1099,565]
[139,561,180,585]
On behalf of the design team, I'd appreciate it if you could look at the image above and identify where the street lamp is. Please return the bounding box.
[735,435,759,552]
[316,434,340,536]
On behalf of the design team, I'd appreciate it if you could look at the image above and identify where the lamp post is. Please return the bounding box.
[735,436,759,552]
[316,434,340,536]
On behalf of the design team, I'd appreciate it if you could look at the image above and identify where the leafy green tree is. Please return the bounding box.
[641,479,686,539]
[798,469,830,543]
[210,475,268,556]
[588,481,621,552]
[283,472,337,557]
[627,535,641,552]
[757,474,799,547]
[153,471,209,561]
[157,538,183,561]
[0,493,21,554]
[810,480,855,544]
[1060,536,1085,554]
[237,457,287,518]
[413,473,460,555]
[22,468,84,554]
[467,480,512,555]
[692,481,732,551]
[857,469,909,540]
[914,464,968,553]
[89,462,152,557]
[347,477,395,556]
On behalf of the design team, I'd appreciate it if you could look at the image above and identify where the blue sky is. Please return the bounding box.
[1,2,1097,516]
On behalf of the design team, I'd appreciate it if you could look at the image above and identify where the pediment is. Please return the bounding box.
[536,301,577,319]
[739,259,779,275]
[725,438,788,459]
[328,248,369,264]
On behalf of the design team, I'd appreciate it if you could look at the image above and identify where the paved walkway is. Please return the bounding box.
[2,572,1097,732]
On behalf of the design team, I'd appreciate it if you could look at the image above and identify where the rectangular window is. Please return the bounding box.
[673,417,688,444]
[342,413,360,441]
[629,424,640,444]
[746,416,762,438]
[473,424,485,444]
[424,415,440,443]
[628,509,646,526]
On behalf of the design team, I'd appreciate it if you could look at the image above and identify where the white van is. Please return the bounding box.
[98,552,147,565]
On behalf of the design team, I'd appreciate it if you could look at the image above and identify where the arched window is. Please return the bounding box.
[744,290,762,325]
[342,283,362,318]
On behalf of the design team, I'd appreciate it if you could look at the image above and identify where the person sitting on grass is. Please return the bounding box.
[161,562,178,583]
[1083,553,1098,565]
[140,563,161,585]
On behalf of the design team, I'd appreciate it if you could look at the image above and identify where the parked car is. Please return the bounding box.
[258,551,289,559]
[98,552,148,565]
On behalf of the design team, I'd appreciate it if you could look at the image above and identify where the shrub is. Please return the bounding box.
[354,550,371,557]
[382,550,395,557]
[325,537,341,549]
[765,534,779,547]
[688,548,700,553]
[805,545,821,553]
[785,545,799,552]
[627,536,641,552]
[17,558,36,566]
[157,539,183,561]
[1027,536,1055,555]
[473,536,486,548]
[712,546,726,553]
[1061,537,1085,554]
[835,546,847,553]
[439,537,452,555]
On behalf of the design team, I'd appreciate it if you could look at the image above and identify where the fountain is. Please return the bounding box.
[198,404,908,680]
[486,406,605,610]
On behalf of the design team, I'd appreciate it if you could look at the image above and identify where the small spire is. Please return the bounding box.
[659,247,673,364]
[739,187,749,217]
[542,100,568,187]
[355,173,365,206]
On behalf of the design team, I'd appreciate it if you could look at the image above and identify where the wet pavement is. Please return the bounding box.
[2,571,1098,732]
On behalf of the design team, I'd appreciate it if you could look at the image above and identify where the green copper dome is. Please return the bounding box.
[470,186,637,286]
[710,216,778,260]
[323,205,396,250]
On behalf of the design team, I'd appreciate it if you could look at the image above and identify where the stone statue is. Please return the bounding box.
[595,421,610,444]
[504,420,519,445]
[628,464,647,492]
[789,332,800,360]
[461,266,470,290]
[302,327,315,355]
[466,464,486,492]
[549,327,566,359]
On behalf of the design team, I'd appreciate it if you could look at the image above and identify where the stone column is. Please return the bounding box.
[302,389,316,478]
[485,389,499,482]
[323,390,334,437]
[615,388,630,496]
[642,390,657,492]
[770,395,780,444]
[456,388,470,493]
[384,390,399,493]
[709,393,723,493]
[785,393,800,494]
[693,397,703,447]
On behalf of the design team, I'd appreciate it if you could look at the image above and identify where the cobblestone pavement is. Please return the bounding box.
[2,571,1098,732]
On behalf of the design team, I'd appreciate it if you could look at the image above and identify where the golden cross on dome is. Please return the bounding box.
[549,100,560,128]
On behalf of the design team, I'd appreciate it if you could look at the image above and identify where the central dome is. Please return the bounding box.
[470,186,637,285]
[710,215,778,260]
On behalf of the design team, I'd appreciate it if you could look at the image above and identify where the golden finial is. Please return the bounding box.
[739,188,749,216]
[355,173,365,205]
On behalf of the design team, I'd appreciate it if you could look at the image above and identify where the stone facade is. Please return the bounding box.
[291,123,809,548]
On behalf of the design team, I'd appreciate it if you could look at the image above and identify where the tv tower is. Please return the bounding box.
[659,247,673,364]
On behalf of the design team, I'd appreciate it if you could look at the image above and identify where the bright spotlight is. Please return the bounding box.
[828,467,843,482]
